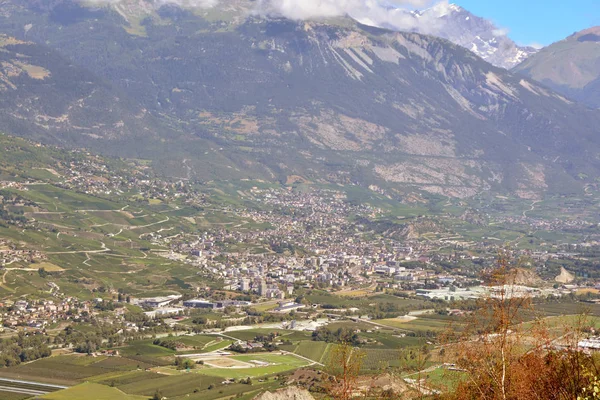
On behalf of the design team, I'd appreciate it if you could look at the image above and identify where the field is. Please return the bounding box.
[40,382,147,400]
[195,353,312,379]
[294,341,331,363]
[0,392,31,400]
[423,367,467,392]
[374,314,463,334]
[362,348,403,371]
[533,302,600,317]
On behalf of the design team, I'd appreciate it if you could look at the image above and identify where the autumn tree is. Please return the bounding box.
[325,340,365,400]
[443,249,600,400]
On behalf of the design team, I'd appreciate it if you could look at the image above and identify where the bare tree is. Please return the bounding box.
[326,340,365,400]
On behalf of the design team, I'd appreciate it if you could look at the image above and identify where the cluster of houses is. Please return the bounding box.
[0,298,92,330]
[0,241,46,266]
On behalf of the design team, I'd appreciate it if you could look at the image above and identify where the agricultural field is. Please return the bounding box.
[0,392,32,400]
[195,353,312,379]
[293,341,331,363]
[40,382,147,400]
[374,314,463,334]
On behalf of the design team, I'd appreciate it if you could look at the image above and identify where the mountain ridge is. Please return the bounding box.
[410,2,538,69]
[0,1,597,200]
[514,26,600,109]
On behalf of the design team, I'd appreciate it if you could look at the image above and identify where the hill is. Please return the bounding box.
[0,1,598,199]
[514,27,600,109]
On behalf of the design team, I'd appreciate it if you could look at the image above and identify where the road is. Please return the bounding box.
[0,378,67,389]
[48,242,110,255]
[523,200,541,217]
[0,385,48,396]
[353,317,413,333]
[0,378,68,396]
[281,350,325,367]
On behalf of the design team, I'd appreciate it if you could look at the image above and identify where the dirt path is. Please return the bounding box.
[523,200,541,217]
[48,242,110,255]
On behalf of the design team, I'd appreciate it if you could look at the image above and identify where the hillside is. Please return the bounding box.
[0,133,231,300]
[514,27,600,109]
[0,1,598,199]
[0,34,165,148]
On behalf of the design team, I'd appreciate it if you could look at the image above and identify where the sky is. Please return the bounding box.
[455,0,600,47]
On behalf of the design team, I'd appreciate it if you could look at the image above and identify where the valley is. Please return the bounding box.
[0,134,599,398]
[0,1,597,399]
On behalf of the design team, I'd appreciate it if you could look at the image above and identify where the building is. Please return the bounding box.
[273,301,305,313]
[144,307,184,319]
[240,279,251,292]
[258,280,268,296]
[183,299,216,309]
[139,295,181,308]
[579,338,600,350]
[183,299,252,309]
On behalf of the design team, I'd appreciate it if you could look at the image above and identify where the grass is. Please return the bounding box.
[0,354,158,387]
[337,289,372,297]
[533,301,600,317]
[195,353,311,379]
[361,348,403,371]
[174,335,215,349]
[231,354,307,366]
[294,341,329,363]
[118,373,221,397]
[119,339,177,359]
[40,382,147,400]
[34,262,65,272]
[0,356,111,385]
[375,315,460,333]
[425,367,467,392]
[201,339,234,353]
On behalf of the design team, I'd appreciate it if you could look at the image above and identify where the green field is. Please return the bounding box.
[117,373,222,398]
[201,339,234,353]
[423,367,467,392]
[375,315,461,333]
[40,382,148,400]
[294,341,330,363]
[362,348,403,371]
[196,353,311,379]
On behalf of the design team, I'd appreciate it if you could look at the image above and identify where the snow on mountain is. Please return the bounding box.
[411,3,538,69]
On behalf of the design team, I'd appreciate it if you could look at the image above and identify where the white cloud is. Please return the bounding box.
[254,0,449,34]
[82,0,472,39]
[492,28,510,37]
[526,42,544,50]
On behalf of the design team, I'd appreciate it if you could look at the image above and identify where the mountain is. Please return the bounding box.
[0,34,162,146]
[410,3,538,69]
[514,27,600,109]
[0,0,597,200]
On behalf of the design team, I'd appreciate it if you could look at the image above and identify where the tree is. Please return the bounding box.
[175,357,195,370]
[152,389,163,400]
[443,250,600,400]
[325,341,365,400]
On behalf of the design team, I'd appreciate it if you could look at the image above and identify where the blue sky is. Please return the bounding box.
[454,0,600,47]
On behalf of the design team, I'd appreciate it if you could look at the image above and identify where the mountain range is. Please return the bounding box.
[0,0,597,201]
[410,3,538,69]
[514,26,600,109]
